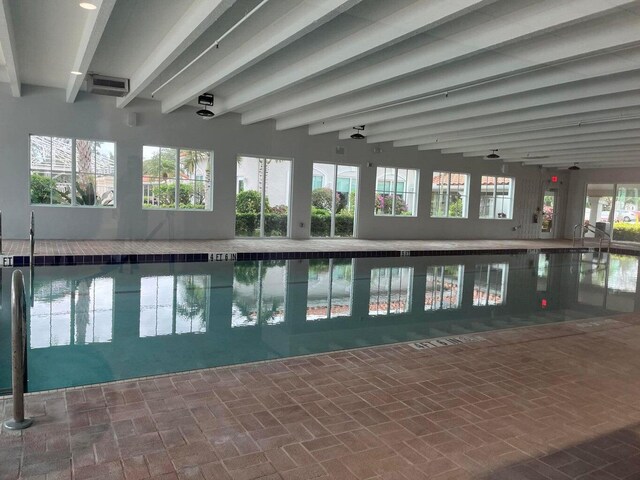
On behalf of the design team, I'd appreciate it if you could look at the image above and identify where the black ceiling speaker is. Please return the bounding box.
[486,149,500,159]
[568,164,580,170]
[197,93,215,118]
[351,125,365,139]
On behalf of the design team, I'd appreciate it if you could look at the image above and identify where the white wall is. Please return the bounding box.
[0,84,561,241]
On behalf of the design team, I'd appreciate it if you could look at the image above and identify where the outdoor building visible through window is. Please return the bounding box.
[374,167,418,216]
[431,171,469,218]
[479,176,515,219]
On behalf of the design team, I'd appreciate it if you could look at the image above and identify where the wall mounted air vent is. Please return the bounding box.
[87,74,130,97]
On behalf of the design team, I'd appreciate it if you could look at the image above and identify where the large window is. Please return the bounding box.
[374,167,418,216]
[473,263,508,307]
[140,275,209,337]
[425,265,464,311]
[479,176,515,219]
[30,277,114,348]
[142,146,212,210]
[311,163,359,237]
[369,267,413,315]
[30,135,115,206]
[431,172,469,218]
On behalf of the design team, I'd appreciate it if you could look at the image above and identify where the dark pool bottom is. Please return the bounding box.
[1,250,637,392]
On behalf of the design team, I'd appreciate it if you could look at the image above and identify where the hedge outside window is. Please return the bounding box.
[30,135,115,206]
[431,171,469,218]
[374,167,418,216]
[142,146,212,210]
[479,176,515,219]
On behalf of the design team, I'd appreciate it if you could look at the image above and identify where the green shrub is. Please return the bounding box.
[236,190,267,213]
[335,214,354,236]
[264,214,288,236]
[311,188,334,210]
[613,223,640,242]
[30,173,56,204]
[311,214,331,237]
[236,213,260,236]
[375,194,408,215]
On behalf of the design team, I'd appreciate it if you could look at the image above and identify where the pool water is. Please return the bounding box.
[1,252,638,392]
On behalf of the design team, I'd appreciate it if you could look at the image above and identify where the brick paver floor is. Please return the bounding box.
[2,314,640,479]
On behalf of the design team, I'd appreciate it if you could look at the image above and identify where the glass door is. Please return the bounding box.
[311,163,358,237]
[540,190,557,238]
[236,156,291,237]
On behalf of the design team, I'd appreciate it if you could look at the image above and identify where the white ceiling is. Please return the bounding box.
[1,0,640,169]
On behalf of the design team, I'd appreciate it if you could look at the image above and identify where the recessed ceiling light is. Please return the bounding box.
[70,71,83,76]
[79,2,97,10]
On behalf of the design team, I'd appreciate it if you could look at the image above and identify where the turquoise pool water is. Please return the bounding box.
[1,252,638,392]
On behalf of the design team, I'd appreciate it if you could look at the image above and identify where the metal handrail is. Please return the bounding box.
[573,223,611,259]
[29,211,34,267]
[3,270,32,430]
[0,210,3,255]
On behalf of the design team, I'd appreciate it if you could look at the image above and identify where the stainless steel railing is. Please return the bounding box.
[29,211,34,267]
[2,270,32,430]
[573,223,611,260]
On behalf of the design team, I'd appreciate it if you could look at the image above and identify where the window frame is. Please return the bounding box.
[141,144,213,211]
[29,134,117,208]
[374,166,419,217]
[430,171,470,219]
[479,175,515,220]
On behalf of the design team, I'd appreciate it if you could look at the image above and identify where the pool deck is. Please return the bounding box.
[0,238,609,257]
[2,313,640,479]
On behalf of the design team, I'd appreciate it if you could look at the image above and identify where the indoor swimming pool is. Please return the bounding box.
[1,251,638,393]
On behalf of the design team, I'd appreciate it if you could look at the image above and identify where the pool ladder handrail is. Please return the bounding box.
[3,270,32,430]
[572,223,611,260]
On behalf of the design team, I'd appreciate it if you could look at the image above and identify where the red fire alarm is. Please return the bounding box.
[551,176,558,183]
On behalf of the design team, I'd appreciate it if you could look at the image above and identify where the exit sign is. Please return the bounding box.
[551,176,558,183]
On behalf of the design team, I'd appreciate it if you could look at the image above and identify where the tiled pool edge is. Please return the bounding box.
[7,246,598,267]
[0,313,631,400]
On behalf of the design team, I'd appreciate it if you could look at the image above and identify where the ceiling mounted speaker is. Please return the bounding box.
[197,93,214,118]
[486,149,500,159]
[351,125,365,139]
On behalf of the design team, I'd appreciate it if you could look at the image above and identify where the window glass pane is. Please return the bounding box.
[425,265,463,311]
[30,136,74,205]
[142,146,177,208]
[179,149,212,210]
[264,159,291,237]
[431,171,468,218]
[480,176,514,219]
[473,263,508,306]
[375,167,418,216]
[369,267,413,315]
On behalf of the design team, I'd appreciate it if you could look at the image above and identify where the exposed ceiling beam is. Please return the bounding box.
[395,107,640,147]
[298,48,640,134]
[343,73,640,140]
[161,0,361,114]
[464,138,640,158]
[496,147,640,162]
[66,0,117,103]
[241,0,638,125]
[117,0,236,109]
[524,155,640,166]
[362,91,640,143]
[413,118,640,150]
[441,130,640,154]
[214,0,498,115]
[0,0,20,96]
[577,160,640,169]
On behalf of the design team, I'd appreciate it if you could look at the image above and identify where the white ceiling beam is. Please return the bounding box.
[299,49,640,134]
[215,0,498,115]
[577,160,640,169]
[241,0,637,125]
[0,0,20,96]
[463,138,640,157]
[440,130,640,154]
[530,156,640,166]
[117,0,236,109]
[413,118,640,150]
[396,107,640,147]
[161,0,361,114]
[363,91,640,143]
[348,72,640,140]
[66,0,117,103]
[495,147,640,162]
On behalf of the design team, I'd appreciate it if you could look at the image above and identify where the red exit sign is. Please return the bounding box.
[551,176,558,183]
